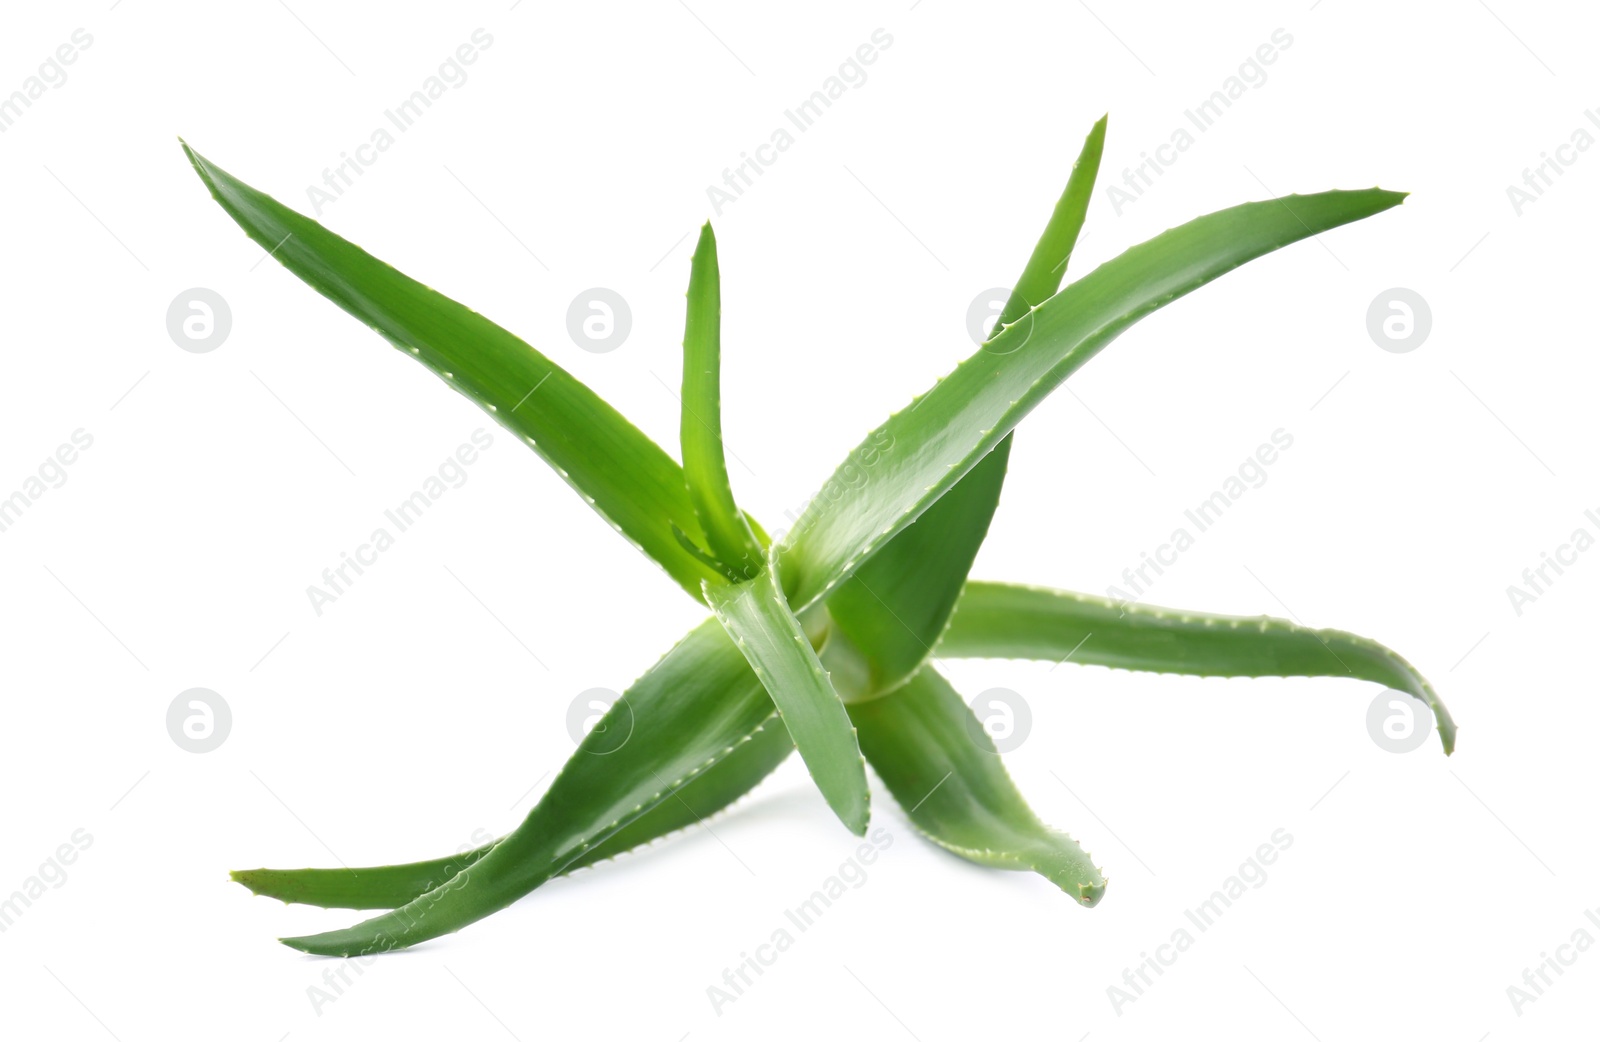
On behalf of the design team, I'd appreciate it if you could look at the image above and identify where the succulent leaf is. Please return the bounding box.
[278,618,781,955]
[188,121,1444,956]
[851,667,1105,905]
[778,188,1408,612]
[940,582,1457,753]
[680,222,763,581]
[181,144,723,597]
[706,560,870,834]
[826,115,1107,694]
[232,719,795,909]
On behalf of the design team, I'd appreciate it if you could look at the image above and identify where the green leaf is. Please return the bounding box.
[940,581,1456,754]
[232,719,794,909]
[825,442,1012,692]
[234,851,491,912]
[680,222,762,581]
[825,115,1107,693]
[278,617,784,954]
[672,522,747,584]
[182,144,722,598]
[706,561,870,834]
[778,188,1408,612]
[849,667,1104,905]
[995,113,1107,330]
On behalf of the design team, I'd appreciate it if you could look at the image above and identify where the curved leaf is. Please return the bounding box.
[278,617,781,954]
[183,144,721,597]
[778,189,1408,612]
[850,667,1104,905]
[232,720,794,909]
[940,581,1456,753]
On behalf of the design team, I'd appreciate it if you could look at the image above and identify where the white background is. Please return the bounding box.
[1,0,1594,1038]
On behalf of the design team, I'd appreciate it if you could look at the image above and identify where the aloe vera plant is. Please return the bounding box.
[189,115,1455,956]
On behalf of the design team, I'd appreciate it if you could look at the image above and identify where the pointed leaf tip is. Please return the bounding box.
[180,144,723,598]
[680,217,762,580]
